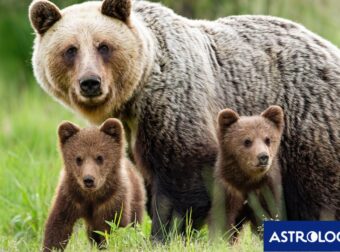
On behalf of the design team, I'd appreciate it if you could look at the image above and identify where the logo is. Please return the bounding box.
[264,221,340,251]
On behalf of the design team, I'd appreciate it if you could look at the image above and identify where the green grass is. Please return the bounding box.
[0,83,262,251]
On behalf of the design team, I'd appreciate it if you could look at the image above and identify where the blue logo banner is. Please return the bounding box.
[264,221,340,251]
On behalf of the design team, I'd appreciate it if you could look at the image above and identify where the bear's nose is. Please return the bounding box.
[83,175,95,188]
[257,153,269,165]
[79,76,101,97]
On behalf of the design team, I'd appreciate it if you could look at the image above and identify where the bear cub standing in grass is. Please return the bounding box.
[43,118,145,251]
[214,106,285,238]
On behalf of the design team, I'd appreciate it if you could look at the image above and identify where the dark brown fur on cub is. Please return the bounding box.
[43,118,145,251]
[215,106,284,238]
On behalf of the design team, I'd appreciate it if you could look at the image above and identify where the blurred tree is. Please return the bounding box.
[0,0,339,88]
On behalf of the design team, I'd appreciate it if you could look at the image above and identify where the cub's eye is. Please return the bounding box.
[95,155,104,165]
[98,43,110,55]
[65,46,78,59]
[244,139,252,148]
[265,137,271,146]
[76,156,83,166]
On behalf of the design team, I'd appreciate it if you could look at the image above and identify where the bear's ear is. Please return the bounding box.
[29,0,61,35]
[101,0,131,22]
[261,105,284,130]
[58,121,80,145]
[218,108,240,130]
[100,118,124,142]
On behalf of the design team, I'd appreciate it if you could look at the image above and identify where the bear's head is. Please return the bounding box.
[58,118,125,192]
[29,0,152,124]
[217,105,284,180]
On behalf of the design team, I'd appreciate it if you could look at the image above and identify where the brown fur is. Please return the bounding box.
[29,0,61,35]
[102,0,132,23]
[214,106,284,238]
[43,118,145,251]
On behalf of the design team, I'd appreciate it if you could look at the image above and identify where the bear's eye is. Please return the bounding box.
[244,139,252,148]
[265,137,271,146]
[95,155,104,165]
[98,43,110,56]
[65,46,78,59]
[76,156,83,166]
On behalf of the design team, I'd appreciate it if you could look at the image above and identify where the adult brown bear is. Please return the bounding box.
[29,0,340,240]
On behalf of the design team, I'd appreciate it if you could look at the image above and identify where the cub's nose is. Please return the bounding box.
[83,175,95,188]
[79,76,101,97]
[257,153,269,166]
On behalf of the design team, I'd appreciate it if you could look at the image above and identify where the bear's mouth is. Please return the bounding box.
[80,89,103,98]
[71,88,112,110]
[255,164,270,173]
[83,186,97,191]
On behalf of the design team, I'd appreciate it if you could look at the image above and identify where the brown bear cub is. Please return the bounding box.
[215,106,285,239]
[43,118,145,251]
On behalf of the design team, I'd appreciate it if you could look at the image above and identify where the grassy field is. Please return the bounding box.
[0,82,262,251]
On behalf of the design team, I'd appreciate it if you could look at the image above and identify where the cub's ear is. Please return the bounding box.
[58,121,80,145]
[218,108,239,130]
[101,0,131,22]
[100,118,124,142]
[261,105,284,130]
[29,0,61,35]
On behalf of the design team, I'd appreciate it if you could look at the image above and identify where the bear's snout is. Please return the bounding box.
[83,175,95,188]
[257,152,269,166]
[79,76,102,98]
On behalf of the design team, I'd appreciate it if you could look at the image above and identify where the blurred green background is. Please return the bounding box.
[0,0,339,88]
[0,0,339,251]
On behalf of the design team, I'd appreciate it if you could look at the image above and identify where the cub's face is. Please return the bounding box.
[218,106,284,178]
[29,0,146,124]
[58,118,124,191]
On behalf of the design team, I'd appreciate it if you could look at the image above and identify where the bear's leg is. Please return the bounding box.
[150,187,173,242]
[151,198,173,242]
[87,207,131,248]
[209,181,227,240]
[43,194,78,252]
[262,179,286,221]
[145,182,153,218]
[283,173,322,220]
[129,174,146,225]
[227,200,245,242]
[149,169,212,241]
[281,136,339,220]
[87,226,107,249]
[169,209,185,236]
[86,220,111,249]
